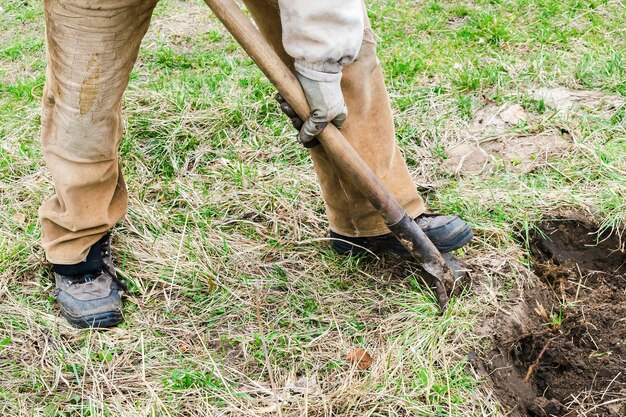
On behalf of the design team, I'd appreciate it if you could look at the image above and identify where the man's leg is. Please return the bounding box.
[40,0,158,327]
[242,0,425,237]
[40,0,158,264]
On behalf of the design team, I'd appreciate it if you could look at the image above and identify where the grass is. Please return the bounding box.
[0,0,624,415]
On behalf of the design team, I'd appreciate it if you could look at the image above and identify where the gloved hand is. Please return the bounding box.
[276,94,320,148]
[294,65,348,146]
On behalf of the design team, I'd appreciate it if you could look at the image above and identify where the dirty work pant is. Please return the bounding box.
[40,0,425,264]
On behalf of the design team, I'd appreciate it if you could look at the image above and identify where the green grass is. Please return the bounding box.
[0,0,624,415]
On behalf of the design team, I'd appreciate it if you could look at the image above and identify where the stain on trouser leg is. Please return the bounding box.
[243,0,425,237]
[40,0,158,264]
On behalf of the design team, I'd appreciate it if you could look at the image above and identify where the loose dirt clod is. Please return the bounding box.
[480,216,626,417]
[471,103,528,133]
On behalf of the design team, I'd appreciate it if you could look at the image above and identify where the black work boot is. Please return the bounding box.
[330,213,473,256]
[52,233,126,329]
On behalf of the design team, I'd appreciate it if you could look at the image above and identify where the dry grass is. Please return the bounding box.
[1,0,624,415]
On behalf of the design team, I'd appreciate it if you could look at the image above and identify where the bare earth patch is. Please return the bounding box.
[441,133,571,175]
[532,87,625,118]
[441,102,571,175]
[441,86,625,176]
[471,103,528,133]
[480,213,626,417]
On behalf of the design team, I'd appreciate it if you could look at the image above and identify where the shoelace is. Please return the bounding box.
[59,239,128,293]
[100,241,129,292]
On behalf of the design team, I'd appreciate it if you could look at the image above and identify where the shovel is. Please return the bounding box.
[203,0,462,311]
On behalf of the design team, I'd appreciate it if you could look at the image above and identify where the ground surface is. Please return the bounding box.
[0,0,625,416]
[484,216,625,416]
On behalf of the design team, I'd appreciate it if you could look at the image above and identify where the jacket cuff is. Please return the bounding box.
[294,62,342,82]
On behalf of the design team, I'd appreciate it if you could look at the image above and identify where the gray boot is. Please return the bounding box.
[330,213,473,256]
[52,233,126,329]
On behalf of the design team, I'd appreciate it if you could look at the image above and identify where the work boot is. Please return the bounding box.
[330,213,473,256]
[51,233,126,329]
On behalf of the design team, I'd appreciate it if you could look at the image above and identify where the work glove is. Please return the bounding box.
[276,94,320,148]
[294,65,348,146]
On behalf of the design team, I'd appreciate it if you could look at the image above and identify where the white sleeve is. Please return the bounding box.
[278,0,364,76]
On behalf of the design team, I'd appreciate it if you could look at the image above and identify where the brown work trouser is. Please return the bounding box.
[40,0,425,264]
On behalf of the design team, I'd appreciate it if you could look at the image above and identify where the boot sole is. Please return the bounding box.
[61,309,124,329]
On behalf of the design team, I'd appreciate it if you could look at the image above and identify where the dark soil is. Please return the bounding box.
[480,217,626,417]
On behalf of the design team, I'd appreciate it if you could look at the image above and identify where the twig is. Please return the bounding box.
[524,335,560,382]
[574,263,584,303]
[166,213,188,309]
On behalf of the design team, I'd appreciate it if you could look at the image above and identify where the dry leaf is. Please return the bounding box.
[482,94,496,104]
[346,348,373,370]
